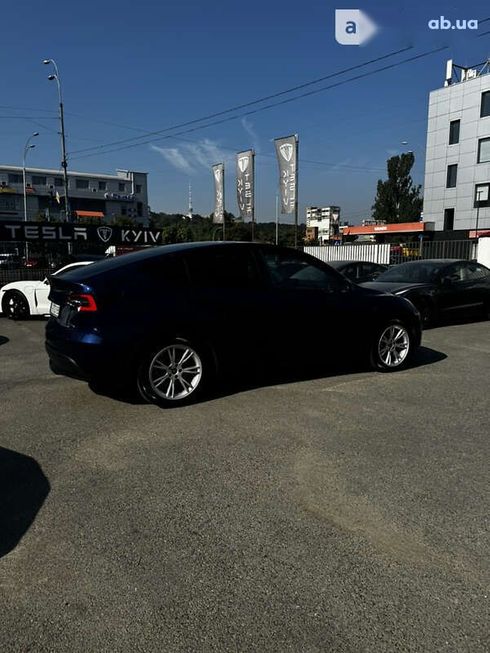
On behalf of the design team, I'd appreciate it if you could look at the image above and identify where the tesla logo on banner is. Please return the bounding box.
[279,143,293,162]
[97,226,113,243]
[238,156,249,173]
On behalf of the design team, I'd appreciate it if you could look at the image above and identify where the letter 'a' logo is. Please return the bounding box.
[335,9,378,46]
[279,143,293,162]
[97,226,112,243]
[214,168,222,182]
[238,156,249,173]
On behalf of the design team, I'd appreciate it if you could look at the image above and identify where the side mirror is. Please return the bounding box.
[43,278,49,285]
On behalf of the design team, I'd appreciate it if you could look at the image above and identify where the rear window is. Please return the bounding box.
[132,255,188,287]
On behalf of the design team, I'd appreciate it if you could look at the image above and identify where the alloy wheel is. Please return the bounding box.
[148,344,203,401]
[377,324,410,368]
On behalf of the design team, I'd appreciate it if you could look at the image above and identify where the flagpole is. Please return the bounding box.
[222,168,226,241]
[275,193,279,246]
[294,134,299,249]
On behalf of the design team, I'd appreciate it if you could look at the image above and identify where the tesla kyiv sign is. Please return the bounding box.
[0,222,163,245]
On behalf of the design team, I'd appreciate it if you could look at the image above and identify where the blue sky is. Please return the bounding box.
[1,0,489,223]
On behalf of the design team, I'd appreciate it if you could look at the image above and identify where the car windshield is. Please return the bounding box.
[376,262,443,283]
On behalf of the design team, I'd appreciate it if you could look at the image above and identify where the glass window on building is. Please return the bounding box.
[76,178,89,189]
[32,176,47,185]
[477,137,490,163]
[446,164,458,188]
[443,208,454,230]
[8,173,23,184]
[0,197,17,210]
[481,91,490,118]
[118,182,126,192]
[54,177,63,187]
[474,183,490,208]
[135,184,142,193]
[448,120,460,144]
[98,181,107,191]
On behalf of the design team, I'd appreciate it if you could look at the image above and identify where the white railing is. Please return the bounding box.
[305,244,391,264]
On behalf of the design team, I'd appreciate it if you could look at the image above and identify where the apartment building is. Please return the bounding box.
[0,165,149,225]
[305,206,341,243]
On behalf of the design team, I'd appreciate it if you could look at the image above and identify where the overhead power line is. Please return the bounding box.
[69,46,413,157]
[70,44,448,161]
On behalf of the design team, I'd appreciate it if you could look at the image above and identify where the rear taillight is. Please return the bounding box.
[67,293,98,312]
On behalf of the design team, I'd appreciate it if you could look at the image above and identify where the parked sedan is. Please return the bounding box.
[361,259,490,326]
[1,261,94,319]
[327,260,388,283]
[46,242,421,407]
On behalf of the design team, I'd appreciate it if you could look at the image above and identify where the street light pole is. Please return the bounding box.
[43,59,70,222]
[23,132,39,262]
[475,189,484,238]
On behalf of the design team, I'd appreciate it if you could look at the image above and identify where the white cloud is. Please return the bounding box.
[241,118,260,153]
[150,138,231,174]
[150,145,195,174]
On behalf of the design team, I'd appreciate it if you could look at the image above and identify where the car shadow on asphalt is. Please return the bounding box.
[0,336,9,346]
[0,447,50,558]
[88,346,447,407]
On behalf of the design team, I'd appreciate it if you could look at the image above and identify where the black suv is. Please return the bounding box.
[46,242,421,406]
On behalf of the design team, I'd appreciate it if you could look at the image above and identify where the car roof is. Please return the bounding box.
[392,259,463,266]
[327,260,382,266]
[58,242,265,279]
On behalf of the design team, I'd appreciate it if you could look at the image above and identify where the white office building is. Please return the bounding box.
[423,59,490,234]
[305,206,340,243]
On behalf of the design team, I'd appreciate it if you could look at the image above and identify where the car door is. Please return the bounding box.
[437,261,483,315]
[255,246,359,368]
[183,244,269,366]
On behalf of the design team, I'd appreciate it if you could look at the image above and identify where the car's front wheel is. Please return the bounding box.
[370,320,413,372]
[136,338,210,407]
[2,291,30,320]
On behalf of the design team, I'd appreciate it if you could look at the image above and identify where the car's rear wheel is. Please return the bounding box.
[370,320,412,372]
[2,291,30,320]
[136,338,210,407]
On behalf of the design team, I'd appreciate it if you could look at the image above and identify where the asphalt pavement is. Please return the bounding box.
[0,317,488,652]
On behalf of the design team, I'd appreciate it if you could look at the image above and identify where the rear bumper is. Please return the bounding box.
[45,319,127,382]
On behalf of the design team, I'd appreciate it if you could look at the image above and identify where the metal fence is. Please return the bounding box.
[0,268,52,289]
[305,244,391,264]
[305,240,478,266]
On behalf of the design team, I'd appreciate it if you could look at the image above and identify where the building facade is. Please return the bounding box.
[0,165,149,225]
[423,60,490,234]
[305,206,341,243]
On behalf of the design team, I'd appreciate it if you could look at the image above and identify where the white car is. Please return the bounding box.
[1,261,94,320]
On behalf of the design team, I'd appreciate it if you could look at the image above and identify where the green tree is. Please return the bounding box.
[372,152,423,223]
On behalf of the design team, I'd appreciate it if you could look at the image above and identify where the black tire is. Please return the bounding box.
[483,300,490,321]
[2,291,30,320]
[370,319,413,372]
[136,337,212,407]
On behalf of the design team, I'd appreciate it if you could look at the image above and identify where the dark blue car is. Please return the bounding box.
[46,242,422,406]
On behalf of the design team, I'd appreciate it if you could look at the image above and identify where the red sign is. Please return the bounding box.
[343,221,434,236]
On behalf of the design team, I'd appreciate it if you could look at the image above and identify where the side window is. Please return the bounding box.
[464,262,490,281]
[261,248,344,292]
[444,263,466,282]
[134,255,188,288]
[342,264,358,281]
[185,247,260,289]
[361,262,376,277]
